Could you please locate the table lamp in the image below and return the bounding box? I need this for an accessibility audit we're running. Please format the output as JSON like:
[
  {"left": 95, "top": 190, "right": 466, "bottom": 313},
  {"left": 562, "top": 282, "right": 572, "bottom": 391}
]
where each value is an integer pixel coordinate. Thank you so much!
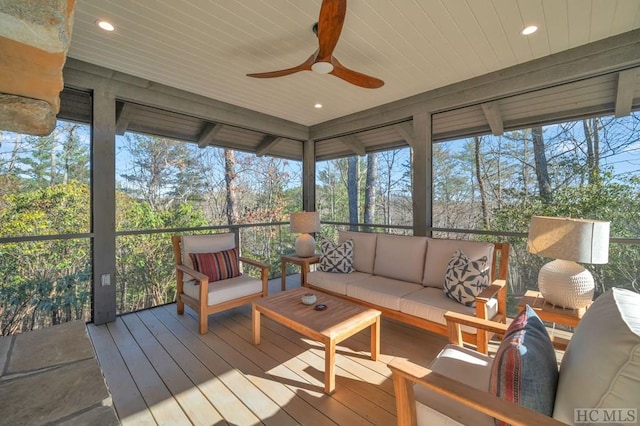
[
  {"left": 526, "top": 216, "right": 610, "bottom": 309},
  {"left": 290, "top": 211, "right": 321, "bottom": 257}
]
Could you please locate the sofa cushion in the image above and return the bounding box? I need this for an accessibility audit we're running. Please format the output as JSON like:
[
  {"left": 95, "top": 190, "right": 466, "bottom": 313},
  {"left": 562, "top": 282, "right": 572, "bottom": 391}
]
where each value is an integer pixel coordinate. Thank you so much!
[
  {"left": 424, "top": 239, "right": 495, "bottom": 288},
  {"left": 183, "top": 274, "right": 262, "bottom": 306},
  {"left": 346, "top": 276, "right": 423, "bottom": 311},
  {"left": 189, "top": 247, "right": 241, "bottom": 283},
  {"left": 490, "top": 306, "right": 558, "bottom": 424},
  {"left": 318, "top": 237, "right": 355, "bottom": 273},
  {"left": 399, "top": 287, "right": 498, "bottom": 334},
  {"left": 442, "top": 249, "right": 490, "bottom": 307},
  {"left": 415, "top": 344, "right": 494, "bottom": 426},
  {"left": 338, "top": 231, "right": 377, "bottom": 274},
  {"left": 306, "top": 271, "right": 371, "bottom": 295},
  {"left": 553, "top": 287, "right": 640, "bottom": 424},
  {"left": 373, "top": 234, "right": 428, "bottom": 284}
]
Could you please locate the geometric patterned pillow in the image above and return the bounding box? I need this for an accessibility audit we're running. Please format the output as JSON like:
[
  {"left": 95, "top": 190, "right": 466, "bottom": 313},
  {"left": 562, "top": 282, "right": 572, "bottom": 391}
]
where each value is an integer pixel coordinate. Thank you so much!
[
  {"left": 490, "top": 305, "right": 559, "bottom": 425},
  {"left": 189, "top": 247, "right": 241, "bottom": 283},
  {"left": 442, "top": 249, "right": 489, "bottom": 307},
  {"left": 318, "top": 237, "right": 355, "bottom": 273}
]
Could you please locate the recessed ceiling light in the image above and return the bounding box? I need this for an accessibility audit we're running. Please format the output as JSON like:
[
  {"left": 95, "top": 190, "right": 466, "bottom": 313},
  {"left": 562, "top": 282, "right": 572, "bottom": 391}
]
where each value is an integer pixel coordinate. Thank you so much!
[
  {"left": 96, "top": 20, "right": 115, "bottom": 32},
  {"left": 314, "top": 103, "right": 323, "bottom": 109},
  {"left": 521, "top": 25, "right": 538, "bottom": 35}
]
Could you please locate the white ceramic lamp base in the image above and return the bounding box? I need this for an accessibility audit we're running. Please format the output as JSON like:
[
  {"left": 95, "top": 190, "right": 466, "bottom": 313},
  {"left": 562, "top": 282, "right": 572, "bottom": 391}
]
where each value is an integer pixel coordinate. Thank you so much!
[
  {"left": 295, "top": 233, "right": 316, "bottom": 257},
  {"left": 538, "top": 259, "right": 594, "bottom": 309}
]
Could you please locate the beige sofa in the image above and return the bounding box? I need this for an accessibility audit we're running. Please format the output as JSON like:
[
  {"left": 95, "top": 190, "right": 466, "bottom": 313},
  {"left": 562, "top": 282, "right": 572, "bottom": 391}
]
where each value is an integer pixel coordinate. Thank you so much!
[{"left": 304, "top": 231, "right": 510, "bottom": 352}]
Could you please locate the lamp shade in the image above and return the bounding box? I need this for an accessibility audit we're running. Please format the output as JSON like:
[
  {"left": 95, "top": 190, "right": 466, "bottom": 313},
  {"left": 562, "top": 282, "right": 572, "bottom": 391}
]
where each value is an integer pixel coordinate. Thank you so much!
[
  {"left": 290, "top": 211, "right": 321, "bottom": 234},
  {"left": 527, "top": 216, "right": 610, "bottom": 264}
]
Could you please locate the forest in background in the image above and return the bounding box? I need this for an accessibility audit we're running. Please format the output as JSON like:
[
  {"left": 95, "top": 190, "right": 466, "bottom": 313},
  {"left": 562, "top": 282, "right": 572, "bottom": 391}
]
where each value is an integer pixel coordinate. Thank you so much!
[{"left": 1, "top": 111, "right": 639, "bottom": 334}]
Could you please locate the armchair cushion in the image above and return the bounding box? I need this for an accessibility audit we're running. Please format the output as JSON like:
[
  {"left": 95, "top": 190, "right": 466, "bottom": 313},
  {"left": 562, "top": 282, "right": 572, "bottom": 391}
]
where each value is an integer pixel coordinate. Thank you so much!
[
  {"left": 181, "top": 233, "right": 237, "bottom": 281},
  {"left": 189, "top": 247, "right": 241, "bottom": 283},
  {"left": 552, "top": 287, "right": 640, "bottom": 424},
  {"left": 442, "top": 249, "right": 490, "bottom": 307},
  {"left": 318, "top": 237, "right": 355, "bottom": 273},
  {"left": 183, "top": 274, "right": 263, "bottom": 306},
  {"left": 490, "top": 305, "right": 558, "bottom": 424},
  {"left": 416, "top": 344, "right": 494, "bottom": 426}
]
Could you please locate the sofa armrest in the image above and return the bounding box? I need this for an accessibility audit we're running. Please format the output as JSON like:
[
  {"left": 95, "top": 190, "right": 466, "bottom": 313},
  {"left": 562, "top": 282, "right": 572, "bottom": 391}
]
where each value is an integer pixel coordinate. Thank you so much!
[
  {"left": 445, "top": 311, "right": 570, "bottom": 352},
  {"left": 476, "top": 279, "right": 506, "bottom": 303},
  {"left": 388, "top": 358, "right": 566, "bottom": 426},
  {"left": 445, "top": 311, "right": 508, "bottom": 347},
  {"left": 476, "top": 279, "right": 507, "bottom": 321}
]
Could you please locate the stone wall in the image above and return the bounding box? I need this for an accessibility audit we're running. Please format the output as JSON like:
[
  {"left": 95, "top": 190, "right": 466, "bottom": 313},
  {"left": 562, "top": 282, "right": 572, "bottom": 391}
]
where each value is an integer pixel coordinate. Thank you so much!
[{"left": 0, "top": 0, "right": 75, "bottom": 135}]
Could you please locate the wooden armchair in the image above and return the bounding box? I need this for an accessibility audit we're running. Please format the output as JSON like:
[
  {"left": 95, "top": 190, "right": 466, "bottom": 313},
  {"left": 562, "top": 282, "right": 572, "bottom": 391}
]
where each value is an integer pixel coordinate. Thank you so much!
[
  {"left": 390, "top": 288, "right": 640, "bottom": 426},
  {"left": 172, "top": 233, "right": 269, "bottom": 334},
  {"left": 389, "top": 312, "right": 568, "bottom": 426}
]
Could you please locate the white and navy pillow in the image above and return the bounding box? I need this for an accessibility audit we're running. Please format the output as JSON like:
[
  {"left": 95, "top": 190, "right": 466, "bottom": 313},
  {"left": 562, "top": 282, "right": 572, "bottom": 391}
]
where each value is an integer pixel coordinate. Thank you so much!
[
  {"left": 442, "top": 249, "right": 489, "bottom": 307},
  {"left": 318, "top": 237, "right": 355, "bottom": 273}
]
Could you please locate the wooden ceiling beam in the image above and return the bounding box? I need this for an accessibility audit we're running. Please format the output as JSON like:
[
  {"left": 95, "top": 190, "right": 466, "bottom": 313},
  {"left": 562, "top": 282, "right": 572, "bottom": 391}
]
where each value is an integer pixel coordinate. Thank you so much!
[
  {"left": 394, "top": 122, "right": 416, "bottom": 148},
  {"left": 481, "top": 101, "right": 504, "bottom": 136},
  {"left": 338, "top": 135, "right": 366, "bottom": 156},
  {"left": 614, "top": 68, "right": 637, "bottom": 118},
  {"left": 256, "top": 135, "right": 282, "bottom": 156},
  {"left": 197, "top": 122, "right": 222, "bottom": 148},
  {"left": 115, "top": 102, "right": 132, "bottom": 135}
]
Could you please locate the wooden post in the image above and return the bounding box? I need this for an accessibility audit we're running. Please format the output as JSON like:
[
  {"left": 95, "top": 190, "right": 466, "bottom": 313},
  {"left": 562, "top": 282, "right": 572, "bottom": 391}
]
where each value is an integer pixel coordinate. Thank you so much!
[
  {"left": 92, "top": 83, "right": 117, "bottom": 325},
  {"left": 412, "top": 111, "right": 432, "bottom": 237}
]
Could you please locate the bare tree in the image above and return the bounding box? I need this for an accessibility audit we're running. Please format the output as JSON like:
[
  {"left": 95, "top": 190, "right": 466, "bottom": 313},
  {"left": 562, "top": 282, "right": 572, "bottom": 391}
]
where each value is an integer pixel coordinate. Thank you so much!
[
  {"left": 348, "top": 156, "right": 359, "bottom": 230},
  {"left": 583, "top": 118, "right": 601, "bottom": 185},
  {"left": 364, "top": 153, "right": 377, "bottom": 227},
  {"left": 224, "top": 148, "right": 238, "bottom": 225},
  {"left": 474, "top": 136, "right": 490, "bottom": 229},
  {"left": 532, "top": 126, "right": 552, "bottom": 203}
]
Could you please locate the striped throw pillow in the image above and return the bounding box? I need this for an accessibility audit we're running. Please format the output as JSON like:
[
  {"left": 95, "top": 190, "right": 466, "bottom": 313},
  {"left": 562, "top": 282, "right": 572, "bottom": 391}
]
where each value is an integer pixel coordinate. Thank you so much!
[
  {"left": 189, "top": 247, "right": 241, "bottom": 283},
  {"left": 490, "top": 305, "right": 558, "bottom": 425}
]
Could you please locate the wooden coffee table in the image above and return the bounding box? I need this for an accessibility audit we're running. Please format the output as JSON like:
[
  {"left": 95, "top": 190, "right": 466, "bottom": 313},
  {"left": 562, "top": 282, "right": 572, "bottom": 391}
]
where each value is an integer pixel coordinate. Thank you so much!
[{"left": 252, "top": 287, "right": 381, "bottom": 394}]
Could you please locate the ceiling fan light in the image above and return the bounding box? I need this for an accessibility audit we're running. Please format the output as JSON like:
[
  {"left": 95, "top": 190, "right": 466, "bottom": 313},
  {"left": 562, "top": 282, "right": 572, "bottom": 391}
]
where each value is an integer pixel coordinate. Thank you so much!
[{"left": 311, "top": 61, "right": 334, "bottom": 74}]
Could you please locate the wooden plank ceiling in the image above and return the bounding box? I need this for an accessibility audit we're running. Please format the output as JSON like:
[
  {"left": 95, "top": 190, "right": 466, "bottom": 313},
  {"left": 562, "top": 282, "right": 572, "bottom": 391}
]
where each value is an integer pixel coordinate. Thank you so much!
[{"left": 63, "top": 1, "right": 640, "bottom": 160}]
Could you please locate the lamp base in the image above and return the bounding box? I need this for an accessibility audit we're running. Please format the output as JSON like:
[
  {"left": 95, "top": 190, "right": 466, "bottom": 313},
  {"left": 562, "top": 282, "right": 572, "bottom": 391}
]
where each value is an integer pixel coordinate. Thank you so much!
[
  {"left": 538, "top": 259, "right": 594, "bottom": 309},
  {"left": 295, "top": 233, "right": 316, "bottom": 257}
]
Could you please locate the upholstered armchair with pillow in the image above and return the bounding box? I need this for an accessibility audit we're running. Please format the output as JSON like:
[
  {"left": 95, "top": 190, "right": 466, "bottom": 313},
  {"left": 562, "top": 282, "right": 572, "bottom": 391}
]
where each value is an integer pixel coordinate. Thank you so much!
[
  {"left": 389, "top": 287, "right": 640, "bottom": 425},
  {"left": 172, "top": 233, "right": 269, "bottom": 334}
]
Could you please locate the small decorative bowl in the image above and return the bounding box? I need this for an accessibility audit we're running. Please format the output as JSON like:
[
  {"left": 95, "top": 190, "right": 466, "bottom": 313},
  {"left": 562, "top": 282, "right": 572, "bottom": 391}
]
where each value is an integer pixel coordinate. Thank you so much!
[{"left": 301, "top": 293, "right": 317, "bottom": 305}]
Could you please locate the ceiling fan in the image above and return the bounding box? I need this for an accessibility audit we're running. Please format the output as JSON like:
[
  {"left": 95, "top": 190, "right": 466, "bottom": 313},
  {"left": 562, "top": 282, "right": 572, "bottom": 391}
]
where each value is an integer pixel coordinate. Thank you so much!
[{"left": 246, "top": 0, "right": 384, "bottom": 89}]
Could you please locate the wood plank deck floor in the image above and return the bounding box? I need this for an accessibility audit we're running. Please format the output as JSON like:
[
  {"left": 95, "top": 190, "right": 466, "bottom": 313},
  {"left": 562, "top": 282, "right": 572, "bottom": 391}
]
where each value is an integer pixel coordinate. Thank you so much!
[{"left": 87, "top": 277, "right": 451, "bottom": 426}]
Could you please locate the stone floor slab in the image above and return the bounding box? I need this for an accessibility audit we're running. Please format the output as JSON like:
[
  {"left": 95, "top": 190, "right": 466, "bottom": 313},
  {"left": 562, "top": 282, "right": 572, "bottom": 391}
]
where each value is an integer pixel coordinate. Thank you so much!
[
  {"left": 0, "top": 357, "right": 112, "bottom": 424},
  {"left": 6, "top": 320, "right": 94, "bottom": 374}
]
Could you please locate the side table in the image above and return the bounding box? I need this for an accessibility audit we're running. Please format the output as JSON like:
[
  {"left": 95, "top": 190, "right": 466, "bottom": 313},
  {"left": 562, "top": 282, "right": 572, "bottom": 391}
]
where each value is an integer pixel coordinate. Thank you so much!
[
  {"left": 517, "top": 289, "right": 590, "bottom": 328},
  {"left": 280, "top": 254, "right": 320, "bottom": 291}
]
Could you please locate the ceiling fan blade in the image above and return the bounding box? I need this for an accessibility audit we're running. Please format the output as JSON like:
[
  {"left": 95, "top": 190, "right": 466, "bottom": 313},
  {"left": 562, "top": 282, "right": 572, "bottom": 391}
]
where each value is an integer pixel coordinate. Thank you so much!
[
  {"left": 247, "top": 53, "right": 315, "bottom": 79},
  {"left": 330, "top": 57, "right": 384, "bottom": 88},
  {"left": 316, "top": 0, "right": 347, "bottom": 61}
]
